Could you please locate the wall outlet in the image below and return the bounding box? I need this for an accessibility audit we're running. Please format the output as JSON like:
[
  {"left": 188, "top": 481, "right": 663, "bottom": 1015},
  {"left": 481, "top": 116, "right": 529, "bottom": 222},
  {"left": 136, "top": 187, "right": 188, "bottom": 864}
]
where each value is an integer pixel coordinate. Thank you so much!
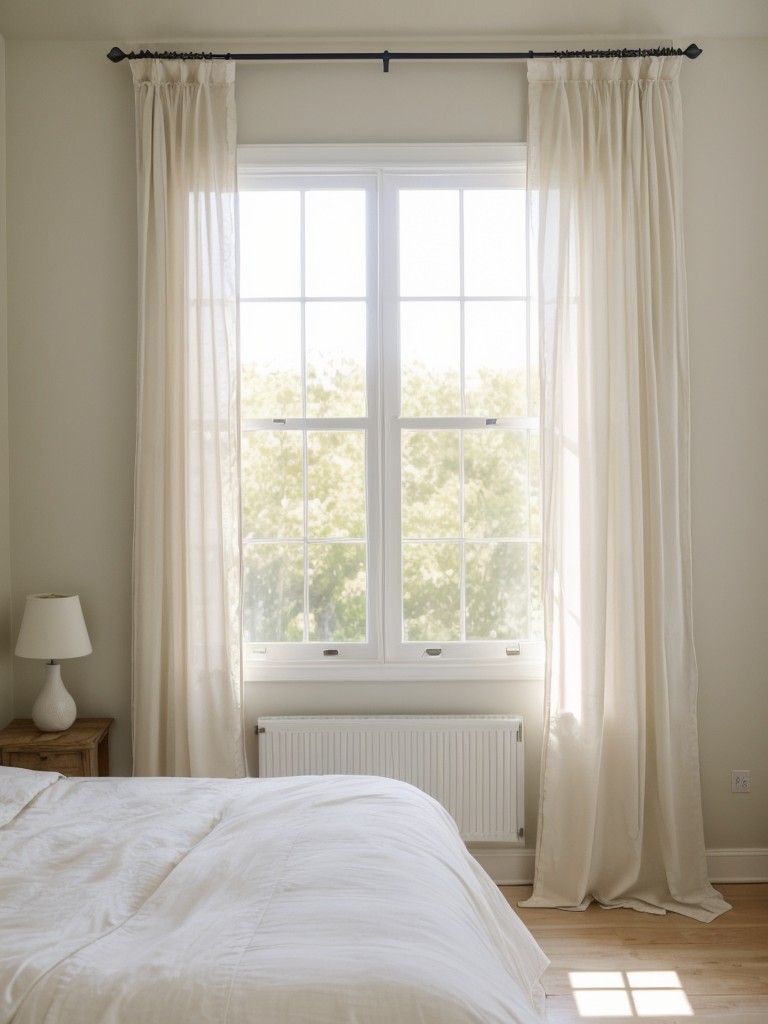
[{"left": 731, "top": 770, "right": 751, "bottom": 793}]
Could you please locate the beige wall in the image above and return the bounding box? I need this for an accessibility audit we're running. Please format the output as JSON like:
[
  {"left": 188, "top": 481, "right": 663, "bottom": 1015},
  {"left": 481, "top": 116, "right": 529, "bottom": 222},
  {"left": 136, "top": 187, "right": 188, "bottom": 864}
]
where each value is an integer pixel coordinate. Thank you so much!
[
  {"left": 4, "top": 37, "right": 767, "bottom": 853},
  {"left": 682, "top": 39, "right": 768, "bottom": 850},
  {"left": 0, "top": 34, "right": 12, "bottom": 726},
  {"left": 235, "top": 58, "right": 528, "bottom": 143},
  {"left": 6, "top": 42, "right": 137, "bottom": 764}
]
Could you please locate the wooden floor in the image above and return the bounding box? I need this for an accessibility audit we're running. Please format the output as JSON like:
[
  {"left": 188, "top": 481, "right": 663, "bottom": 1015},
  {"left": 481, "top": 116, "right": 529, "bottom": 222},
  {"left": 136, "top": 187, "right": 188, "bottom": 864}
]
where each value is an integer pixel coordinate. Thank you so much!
[{"left": 502, "top": 884, "right": 768, "bottom": 1024}]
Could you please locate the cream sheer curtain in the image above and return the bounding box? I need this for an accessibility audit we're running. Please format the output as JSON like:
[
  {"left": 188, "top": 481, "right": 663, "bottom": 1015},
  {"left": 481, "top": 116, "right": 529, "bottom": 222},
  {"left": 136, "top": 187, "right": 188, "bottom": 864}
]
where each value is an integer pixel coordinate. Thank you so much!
[
  {"left": 523, "top": 58, "right": 729, "bottom": 920},
  {"left": 131, "top": 60, "right": 245, "bottom": 778}
]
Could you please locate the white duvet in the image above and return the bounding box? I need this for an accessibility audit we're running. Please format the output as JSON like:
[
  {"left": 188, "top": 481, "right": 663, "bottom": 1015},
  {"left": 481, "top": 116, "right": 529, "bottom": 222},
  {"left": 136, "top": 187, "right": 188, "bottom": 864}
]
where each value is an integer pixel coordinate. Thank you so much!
[{"left": 0, "top": 768, "right": 547, "bottom": 1023}]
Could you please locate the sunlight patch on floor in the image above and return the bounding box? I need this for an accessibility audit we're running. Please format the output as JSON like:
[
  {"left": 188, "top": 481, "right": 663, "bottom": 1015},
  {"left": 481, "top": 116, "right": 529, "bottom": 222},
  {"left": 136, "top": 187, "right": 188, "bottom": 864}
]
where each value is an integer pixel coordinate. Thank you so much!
[{"left": 569, "top": 970, "right": 694, "bottom": 1018}]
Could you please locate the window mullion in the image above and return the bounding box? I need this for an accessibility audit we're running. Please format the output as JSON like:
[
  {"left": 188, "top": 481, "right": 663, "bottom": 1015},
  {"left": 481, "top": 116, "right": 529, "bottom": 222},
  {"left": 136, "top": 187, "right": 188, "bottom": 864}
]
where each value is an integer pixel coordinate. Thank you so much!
[
  {"left": 368, "top": 173, "right": 383, "bottom": 659},
  {"left": 300, "top": 190, "right": 310, "bottom": 643},
  {"left": 380, "top": 172, "right": 401, "bottom": 661},
  {"left": 458, "top": 188, "right": 466, "bottom": 643}
]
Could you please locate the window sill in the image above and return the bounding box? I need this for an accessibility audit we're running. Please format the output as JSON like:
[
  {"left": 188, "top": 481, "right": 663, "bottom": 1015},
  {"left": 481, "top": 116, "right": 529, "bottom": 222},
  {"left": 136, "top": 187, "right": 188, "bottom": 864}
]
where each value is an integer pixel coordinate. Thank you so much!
[{"left": 243, "top": 658, "right": 545, "bottom": 685}]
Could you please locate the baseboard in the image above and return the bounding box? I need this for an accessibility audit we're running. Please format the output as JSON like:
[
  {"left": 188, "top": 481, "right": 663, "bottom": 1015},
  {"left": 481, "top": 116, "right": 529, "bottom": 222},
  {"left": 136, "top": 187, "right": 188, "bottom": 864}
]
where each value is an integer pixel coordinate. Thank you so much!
[
  {"left": 469, "top": 845, "right": 536, "bottom": 885},
  {"left": 706, "top": 848, "right": 768, "bottom": 883},
  {"left": 470, "top": 846, "right": 768, "bottom": 886}
]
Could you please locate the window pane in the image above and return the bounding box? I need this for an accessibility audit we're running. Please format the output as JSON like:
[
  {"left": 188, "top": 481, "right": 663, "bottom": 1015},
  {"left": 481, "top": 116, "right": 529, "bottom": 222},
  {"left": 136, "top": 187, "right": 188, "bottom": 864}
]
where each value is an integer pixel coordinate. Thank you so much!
[
  {"left": 241, "top": 302, "right": 302, "bottom": 418},
  {"left": 306, "top": 301, "right": 366, "bottom": 417},
  {"left": 530, "top": 541, "right": 543, "bottom": 639},
  {"left": 400, "top": 301, "right": 461, "bottom": 416},
  {"left": 401, "top": 430, "right": 460, "bottom": 539},
  {"left": 307, "top": 431, "right": 366, "bottom": 539},
  {"left": 242, "top": 431, "right": 303, "bottom": 540},
  {"left": 239, "top": 191, "right": 300, "bottom": 298},
  {"left": 464, "top": 301, "right": 528, "bottom": 417},
  {"left": 529, "top": 433, "right": 540, "bottom": 539},
  {"left": 308, "top": 543, "right": 367, "bottom": 641},
  {"left": 403, "top": 542, "right": 461, "bottom": 641},
  {"left": 243, "top": 543, "right": 304, "bottom": 642},
  {"left": 464, "top": 430, "right": 529, "bottom": 539},
  {"left": 529, "top": 295, "right": 540, "bottom": 416},
  {"left": 465, "top": 542, "right": 528, "bottom": 640},
  {"left": 464, "top": 189, "right": 526, "bottom": 297},
  {"left": 399, "top": 190, "right": 460, "bottom": 297},
  {"left": 305, "top": 190, "right": 366, "bottom": 298}
]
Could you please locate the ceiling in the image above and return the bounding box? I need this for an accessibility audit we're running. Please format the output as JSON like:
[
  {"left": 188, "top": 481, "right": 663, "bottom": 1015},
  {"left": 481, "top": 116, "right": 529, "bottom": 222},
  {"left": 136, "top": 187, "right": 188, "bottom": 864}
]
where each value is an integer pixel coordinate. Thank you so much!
[{"left": 1, "top": 0, "right": 767, "bottom": 45}]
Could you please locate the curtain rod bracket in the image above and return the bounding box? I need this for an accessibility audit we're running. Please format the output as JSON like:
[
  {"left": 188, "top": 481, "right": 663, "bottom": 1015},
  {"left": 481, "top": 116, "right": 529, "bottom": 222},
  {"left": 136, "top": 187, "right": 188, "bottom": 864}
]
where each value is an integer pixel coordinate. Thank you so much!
[{"left": 382, "top": 50, "right": 390, "bottom": 73}]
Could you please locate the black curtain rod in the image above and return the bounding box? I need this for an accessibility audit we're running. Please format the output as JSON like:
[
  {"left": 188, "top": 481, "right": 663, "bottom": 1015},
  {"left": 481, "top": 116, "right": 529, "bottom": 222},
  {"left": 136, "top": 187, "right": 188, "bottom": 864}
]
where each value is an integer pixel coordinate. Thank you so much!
[{"left": 107, "top": 43, "right": 702, "bottom": 73}]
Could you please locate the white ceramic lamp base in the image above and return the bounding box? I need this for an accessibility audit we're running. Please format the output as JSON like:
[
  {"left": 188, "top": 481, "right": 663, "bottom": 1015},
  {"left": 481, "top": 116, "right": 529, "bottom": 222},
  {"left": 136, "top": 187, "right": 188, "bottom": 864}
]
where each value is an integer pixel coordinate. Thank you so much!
[{"left": 32, "top": 662, "right": 77, "bottom": 732}]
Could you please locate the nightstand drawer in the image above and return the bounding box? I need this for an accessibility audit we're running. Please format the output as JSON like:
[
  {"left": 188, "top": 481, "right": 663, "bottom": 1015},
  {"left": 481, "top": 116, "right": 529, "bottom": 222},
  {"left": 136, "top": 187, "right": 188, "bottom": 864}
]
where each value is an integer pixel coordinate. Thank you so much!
[{"left": 6, "top": 750, "right": 87, "bottom": 775}]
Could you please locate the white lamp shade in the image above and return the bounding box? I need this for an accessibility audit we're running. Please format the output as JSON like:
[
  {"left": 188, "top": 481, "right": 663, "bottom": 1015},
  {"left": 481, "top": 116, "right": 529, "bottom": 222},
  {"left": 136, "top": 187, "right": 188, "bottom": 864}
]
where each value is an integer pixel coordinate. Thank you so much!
[{"left": 15, "top": 594, "right": 93, "bottom": 660}]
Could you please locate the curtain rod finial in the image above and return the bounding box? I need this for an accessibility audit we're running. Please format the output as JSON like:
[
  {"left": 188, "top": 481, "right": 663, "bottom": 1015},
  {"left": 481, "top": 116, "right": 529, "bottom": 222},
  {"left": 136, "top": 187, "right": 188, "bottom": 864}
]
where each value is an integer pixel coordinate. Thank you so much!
[
  {"left": 107, "top": 46, "right": 128, "bottom": 63},
  {"left": 683, "top": 43, "right": 702, "bottom": 59}
]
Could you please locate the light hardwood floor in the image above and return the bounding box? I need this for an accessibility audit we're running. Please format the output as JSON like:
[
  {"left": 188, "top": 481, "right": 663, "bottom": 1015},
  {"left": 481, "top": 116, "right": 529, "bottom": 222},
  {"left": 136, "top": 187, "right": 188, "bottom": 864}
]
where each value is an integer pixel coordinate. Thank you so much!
[{"left": 502, "top": 884, "right": 768, "bottom": 1023}]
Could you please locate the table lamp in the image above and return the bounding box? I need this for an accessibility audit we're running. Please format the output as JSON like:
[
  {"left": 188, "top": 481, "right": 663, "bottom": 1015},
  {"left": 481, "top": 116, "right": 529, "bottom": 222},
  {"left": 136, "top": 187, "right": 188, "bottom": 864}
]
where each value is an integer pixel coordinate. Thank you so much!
[{"left": 15, "top": 594, "right": 93, "bottom": 732}]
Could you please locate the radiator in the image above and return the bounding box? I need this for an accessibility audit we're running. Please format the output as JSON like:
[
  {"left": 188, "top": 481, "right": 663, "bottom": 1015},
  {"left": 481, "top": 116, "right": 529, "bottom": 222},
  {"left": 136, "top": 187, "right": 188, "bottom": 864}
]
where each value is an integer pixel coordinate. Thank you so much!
[{"left": 257, "top": 714, "right": 524, "bottom": 843}]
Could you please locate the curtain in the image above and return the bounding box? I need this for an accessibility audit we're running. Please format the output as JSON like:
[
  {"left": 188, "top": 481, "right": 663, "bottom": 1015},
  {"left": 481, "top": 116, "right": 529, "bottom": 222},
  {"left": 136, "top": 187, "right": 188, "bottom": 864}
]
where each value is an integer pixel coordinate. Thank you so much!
[
  {"left": 131, "top": 59, "right": 245, "bottom": 778},
  {"left": 523, "top": 57, "right": 729, "bottom": 920}
]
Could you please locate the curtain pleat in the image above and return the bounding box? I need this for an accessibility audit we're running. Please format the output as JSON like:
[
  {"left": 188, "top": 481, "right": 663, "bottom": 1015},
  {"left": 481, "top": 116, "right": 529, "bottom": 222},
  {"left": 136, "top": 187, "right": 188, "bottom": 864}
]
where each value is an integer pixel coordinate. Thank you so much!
[
  {"left": 131, "top": 59, "right": 245, "bottom": 778},
  {"left": 523, "top": 57, "right": 729, "bottom": 920}
]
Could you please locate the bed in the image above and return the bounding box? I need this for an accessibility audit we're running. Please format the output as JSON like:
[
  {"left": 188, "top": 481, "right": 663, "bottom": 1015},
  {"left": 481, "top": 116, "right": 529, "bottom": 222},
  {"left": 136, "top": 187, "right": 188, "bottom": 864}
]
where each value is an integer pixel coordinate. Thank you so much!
[{"left": 0, "top": 767, "right": 548, "bottom": 1023}]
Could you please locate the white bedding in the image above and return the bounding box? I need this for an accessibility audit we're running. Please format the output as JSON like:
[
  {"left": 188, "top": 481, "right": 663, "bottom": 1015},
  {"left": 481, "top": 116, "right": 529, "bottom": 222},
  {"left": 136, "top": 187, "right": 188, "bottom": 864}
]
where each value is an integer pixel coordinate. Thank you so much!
[{"left": 0, "top": 768, "right": 547, "bottom": 1023}]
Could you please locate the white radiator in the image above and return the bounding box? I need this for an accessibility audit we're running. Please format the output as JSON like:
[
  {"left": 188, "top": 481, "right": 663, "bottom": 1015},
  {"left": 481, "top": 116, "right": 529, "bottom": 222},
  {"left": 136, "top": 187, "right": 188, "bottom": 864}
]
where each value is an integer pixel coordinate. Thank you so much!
[{"left": 257, "top": 715, "right": 524, "bottom": 843}]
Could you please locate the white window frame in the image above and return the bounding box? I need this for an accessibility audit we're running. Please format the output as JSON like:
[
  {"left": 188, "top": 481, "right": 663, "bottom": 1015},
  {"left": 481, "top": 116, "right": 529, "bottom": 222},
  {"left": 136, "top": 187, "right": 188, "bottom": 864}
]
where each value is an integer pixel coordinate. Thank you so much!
[{"left": 238, "top": 143, "right": 544, "bottom": 683}]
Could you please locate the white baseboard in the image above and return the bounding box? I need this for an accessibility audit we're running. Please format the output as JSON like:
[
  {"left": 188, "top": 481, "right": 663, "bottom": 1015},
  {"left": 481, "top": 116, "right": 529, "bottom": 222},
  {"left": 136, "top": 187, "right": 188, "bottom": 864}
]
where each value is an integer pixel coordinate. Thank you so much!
[
  {"left": 469, "top": 846, "right": 536, "bottom": 885},
  {"left": 470, "top": 846, "right": 768, "bottom": 886},
  {"left": 706, "top": 848, "right": 768, "bottom": 883}
]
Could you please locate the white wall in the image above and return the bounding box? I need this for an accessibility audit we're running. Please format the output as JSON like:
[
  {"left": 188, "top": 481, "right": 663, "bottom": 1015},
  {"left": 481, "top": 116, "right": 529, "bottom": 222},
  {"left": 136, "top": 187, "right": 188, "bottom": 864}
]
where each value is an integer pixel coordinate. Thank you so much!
[{"left": 4, "top": 37, "right": 767, "bottom": 855}]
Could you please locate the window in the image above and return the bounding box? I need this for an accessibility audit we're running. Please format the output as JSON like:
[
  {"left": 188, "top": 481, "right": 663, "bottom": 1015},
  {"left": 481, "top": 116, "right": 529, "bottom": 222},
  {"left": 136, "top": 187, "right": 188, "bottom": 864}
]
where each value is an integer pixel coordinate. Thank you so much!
[{"left": 239, "top": 145, "right": 542, "bottom": 680}]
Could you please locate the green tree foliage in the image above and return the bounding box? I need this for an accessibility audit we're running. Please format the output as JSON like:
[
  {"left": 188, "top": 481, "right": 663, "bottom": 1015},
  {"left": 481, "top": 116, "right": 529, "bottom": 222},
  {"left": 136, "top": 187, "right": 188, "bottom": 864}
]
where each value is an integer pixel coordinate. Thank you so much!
[{"left": 241, "top": 354, "right": 542, "bottom": 646}]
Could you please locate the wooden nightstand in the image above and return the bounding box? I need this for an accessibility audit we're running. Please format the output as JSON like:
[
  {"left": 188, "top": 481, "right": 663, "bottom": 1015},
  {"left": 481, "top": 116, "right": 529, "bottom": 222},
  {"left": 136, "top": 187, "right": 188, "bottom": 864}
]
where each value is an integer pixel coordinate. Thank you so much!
[{"left": 0, "top": 718, "right": 113, "bottom": 777}]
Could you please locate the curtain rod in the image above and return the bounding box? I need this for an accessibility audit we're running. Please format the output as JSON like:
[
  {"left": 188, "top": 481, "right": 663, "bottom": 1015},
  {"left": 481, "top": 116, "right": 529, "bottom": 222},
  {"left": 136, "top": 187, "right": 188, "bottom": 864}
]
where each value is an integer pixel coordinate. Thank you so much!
[{"left": 107, "top": 43, "right": 702, "bottom": 73}]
